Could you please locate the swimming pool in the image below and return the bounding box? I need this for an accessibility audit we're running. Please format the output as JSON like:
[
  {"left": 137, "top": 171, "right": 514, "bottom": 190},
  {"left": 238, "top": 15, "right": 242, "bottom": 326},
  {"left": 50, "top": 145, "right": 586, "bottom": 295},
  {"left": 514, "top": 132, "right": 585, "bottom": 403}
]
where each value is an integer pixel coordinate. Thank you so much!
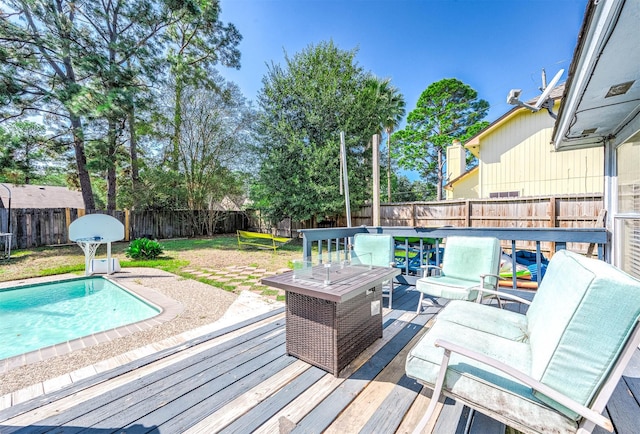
[{"left": 0, "top": 277, "right": 160, "bottom": 361}]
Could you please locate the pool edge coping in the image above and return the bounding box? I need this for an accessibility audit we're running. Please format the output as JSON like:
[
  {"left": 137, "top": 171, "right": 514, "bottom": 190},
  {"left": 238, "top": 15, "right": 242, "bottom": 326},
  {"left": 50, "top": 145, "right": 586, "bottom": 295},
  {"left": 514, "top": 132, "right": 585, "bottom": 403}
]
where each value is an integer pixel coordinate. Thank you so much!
[{"left": 0, "top": 272, "right": 184, "bottom": 375}]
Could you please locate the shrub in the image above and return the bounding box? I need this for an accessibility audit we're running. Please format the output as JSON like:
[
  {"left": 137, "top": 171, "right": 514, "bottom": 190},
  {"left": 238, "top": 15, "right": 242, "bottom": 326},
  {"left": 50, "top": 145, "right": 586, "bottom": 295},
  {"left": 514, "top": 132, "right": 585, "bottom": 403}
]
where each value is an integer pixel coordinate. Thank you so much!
[{"left": 125, "top": 237, "right": 164, "bottom": 260}]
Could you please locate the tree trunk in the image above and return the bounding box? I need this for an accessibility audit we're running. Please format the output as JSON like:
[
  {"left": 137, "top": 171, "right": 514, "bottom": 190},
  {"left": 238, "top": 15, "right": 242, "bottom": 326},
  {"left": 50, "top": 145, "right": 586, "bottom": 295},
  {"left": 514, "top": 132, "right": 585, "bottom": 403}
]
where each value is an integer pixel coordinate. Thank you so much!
[
  {"left": 70, "top": 115, "right": 96, "bottom": 210},
  {"left": 128, "top": 107, "right": 140, "bottom": 209},
  {"left": 386, "top": 128, "right": 392, "bottom": 202},
  {"left": 437, "top": 146, "right": 443, "bottom": 201},
  {"left": 107, "top": 118, "right": 117, "bottom": 211},
  {"left": 172, "top": 80, "right": 184, "bottom": 172}
]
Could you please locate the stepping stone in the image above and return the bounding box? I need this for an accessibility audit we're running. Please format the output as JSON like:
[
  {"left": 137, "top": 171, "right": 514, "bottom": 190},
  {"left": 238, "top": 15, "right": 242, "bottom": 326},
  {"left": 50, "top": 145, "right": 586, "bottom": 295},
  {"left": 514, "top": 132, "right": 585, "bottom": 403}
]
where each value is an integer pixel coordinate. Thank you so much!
[{"left": 226, "top": 274, "right": 243, "bottom": 280}]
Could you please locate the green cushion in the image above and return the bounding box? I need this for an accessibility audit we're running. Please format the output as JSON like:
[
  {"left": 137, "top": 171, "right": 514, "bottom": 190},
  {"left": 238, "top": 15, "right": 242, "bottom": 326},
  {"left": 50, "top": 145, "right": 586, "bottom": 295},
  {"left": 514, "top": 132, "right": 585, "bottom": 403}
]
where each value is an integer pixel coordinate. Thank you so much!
[
  {"left": 416, "top": 275, "right": 482, "bottom": 300},
  {"left": 441, "top": 236, "right": 501, "bottom": 285},
  {"left": 526, "top": 250, "right": 640, "bottom": 418},
  {"left": 437, "top": 300, "right": 529, "bottom": 342},
  {"left": 353, "top": 234, "right": 394, "bottom": 267}
]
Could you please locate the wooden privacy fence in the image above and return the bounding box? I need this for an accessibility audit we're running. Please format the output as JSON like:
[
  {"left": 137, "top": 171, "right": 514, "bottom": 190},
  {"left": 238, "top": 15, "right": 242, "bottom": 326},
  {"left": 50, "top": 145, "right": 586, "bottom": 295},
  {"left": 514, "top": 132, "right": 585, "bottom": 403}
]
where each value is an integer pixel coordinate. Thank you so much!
[
  {"left": 351, "top": 194, "right": 604, "bottom": 230},
  {"left": 0, "top": 208, "right": 247, "bottom": 250},
  {"left": 253, "top": 194, "right": 604, "bottom": 254},
  {"left": 0, "top": 194, "right": 604, "bottom": 250}
]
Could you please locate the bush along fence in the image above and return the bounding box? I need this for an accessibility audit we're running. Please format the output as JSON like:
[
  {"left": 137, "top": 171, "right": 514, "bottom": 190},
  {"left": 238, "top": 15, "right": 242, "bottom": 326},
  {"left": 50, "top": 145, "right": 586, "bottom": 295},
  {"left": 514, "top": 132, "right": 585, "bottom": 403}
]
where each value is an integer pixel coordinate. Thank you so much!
[{"left": 0, "top": 208, "right": 248, "bottom": 250}]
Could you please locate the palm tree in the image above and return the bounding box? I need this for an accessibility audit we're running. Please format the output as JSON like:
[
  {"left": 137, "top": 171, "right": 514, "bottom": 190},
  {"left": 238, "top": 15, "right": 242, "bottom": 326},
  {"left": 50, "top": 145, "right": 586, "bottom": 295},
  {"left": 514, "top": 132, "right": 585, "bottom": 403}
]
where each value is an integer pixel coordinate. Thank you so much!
[
  {"left": 362, "top": 78, "right": 406, "bottom": 202},
  {"left": 378, "top": 81, "right": 406, "bottom": 201}
]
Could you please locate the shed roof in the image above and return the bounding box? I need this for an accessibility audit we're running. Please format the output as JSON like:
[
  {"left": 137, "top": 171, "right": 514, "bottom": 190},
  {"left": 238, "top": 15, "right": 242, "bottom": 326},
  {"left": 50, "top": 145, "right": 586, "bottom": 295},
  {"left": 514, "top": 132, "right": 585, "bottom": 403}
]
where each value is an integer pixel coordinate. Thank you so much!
[{"left": 0, "top": 184, "right": 84, "bottom": 209}]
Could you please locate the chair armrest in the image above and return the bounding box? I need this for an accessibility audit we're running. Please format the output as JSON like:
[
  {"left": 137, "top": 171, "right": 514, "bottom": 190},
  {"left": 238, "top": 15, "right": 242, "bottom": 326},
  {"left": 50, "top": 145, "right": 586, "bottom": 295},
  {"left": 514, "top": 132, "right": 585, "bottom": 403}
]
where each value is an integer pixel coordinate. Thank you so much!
[
  {"left": 475, "top": 287, "right": 533, "bottom": 306},
  {"left": 420, "top": 264, "right": 442, "bottom": 278},
  {"left": 433, "top": 339, "right": 613, "bottom": 432},
  {"left": 476, "top": 274, "right": 533, "bottom": 306}
]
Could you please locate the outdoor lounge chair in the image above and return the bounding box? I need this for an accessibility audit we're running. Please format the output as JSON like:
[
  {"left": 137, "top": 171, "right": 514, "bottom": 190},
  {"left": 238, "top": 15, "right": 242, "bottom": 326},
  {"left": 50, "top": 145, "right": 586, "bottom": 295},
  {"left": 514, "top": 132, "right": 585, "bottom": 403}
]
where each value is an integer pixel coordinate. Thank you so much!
[
  {"left": 353, "top": 233, "right": 395, "bottom": 308},
  {"left": 406, "top": 249, "right": 640, "bottom": 434},
  {"left": 415, "top": 236, "right": 501, "bottom": 313}
]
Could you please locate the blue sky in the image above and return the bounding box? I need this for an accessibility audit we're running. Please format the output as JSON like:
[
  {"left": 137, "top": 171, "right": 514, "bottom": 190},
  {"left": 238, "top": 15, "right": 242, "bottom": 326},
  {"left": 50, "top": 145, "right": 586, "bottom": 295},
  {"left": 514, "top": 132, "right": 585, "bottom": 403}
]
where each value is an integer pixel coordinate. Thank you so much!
[{"left": 218, "top": 0, "right": 588, "bottom": 124}]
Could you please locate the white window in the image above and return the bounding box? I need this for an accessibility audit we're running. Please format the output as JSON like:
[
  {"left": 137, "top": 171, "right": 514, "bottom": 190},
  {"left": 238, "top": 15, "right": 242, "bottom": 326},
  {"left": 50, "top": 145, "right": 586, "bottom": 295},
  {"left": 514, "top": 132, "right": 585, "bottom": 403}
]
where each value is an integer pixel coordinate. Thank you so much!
[{"left": 617, "top": 134, "right": 640, "bottom": 279}]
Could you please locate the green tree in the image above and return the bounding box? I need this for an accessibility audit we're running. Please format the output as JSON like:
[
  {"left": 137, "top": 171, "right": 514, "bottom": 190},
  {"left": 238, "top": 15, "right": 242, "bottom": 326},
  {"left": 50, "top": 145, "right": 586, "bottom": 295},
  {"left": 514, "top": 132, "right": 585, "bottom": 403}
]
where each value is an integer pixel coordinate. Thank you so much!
[
  {"left": 0, "top": 121, "right": 61, "bottom": 184},
  {"left": 252, "top": 41, "right": 380, "bottom": 224},
  {"left": 174, "top": 82, "right": 252, "bottom": 210},
  {"left": 0, "top": 0, "right": 98, "bottom": 208},
  {"left": 143, "top": 73, "right": 253, "bottom": 212},
  {"left": 165, "top": 0, "right": 242, "bottom": 172},
  {"left": 392, "top": 78, "right": 489, "bottom": 200}
]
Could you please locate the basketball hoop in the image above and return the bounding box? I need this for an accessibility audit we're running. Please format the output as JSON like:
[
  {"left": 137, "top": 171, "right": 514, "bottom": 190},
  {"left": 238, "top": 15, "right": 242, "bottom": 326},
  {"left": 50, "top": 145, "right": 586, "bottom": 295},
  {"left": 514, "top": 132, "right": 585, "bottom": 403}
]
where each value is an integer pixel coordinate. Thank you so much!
[
  {"left": 69, "top": 214, "right": 124, "bottom": 276},
  {"left": 75, "top": 236, "right": 104, "bottom": 276}
]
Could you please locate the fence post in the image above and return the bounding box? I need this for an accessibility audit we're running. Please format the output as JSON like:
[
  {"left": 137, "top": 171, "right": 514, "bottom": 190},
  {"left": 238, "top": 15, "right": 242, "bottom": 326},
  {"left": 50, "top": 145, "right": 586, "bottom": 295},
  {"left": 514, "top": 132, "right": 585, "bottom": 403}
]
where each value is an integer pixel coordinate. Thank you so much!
[
  {"left": 465, "top": 200, "right": 471, "bottom": 227},
  {"left": 549, "top": 197, "right": 557, "bottom": 254},
  {"left": 65, "top": 208, "right": 72, "bottom": 242},
  {"left": 125, "top": 209, "right": 130, "bottom": 241},
  {"left": 411, "top": 203, "right": 416, "bottom": 227}
]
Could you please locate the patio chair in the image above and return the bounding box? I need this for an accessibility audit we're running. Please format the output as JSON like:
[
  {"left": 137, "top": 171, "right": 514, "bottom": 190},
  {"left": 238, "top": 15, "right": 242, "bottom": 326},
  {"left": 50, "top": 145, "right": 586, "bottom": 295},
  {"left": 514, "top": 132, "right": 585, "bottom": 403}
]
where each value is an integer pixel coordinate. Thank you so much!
[
  {"left": 415, "top": 236, "right": 501, "bottom": 313},
  {"left": 406, "top": 249, "right": 640, "bottom": 434},
  {"left": 353, "top": 233, "right": 395, "bottom": 308}
]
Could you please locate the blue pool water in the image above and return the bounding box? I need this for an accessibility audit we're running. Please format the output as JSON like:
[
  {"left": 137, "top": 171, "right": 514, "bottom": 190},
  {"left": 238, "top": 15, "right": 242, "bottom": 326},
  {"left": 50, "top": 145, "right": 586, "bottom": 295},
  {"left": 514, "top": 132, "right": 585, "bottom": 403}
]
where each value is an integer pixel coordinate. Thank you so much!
[{"left": 0, "top": 277, "right": 160, "bottom": 360}]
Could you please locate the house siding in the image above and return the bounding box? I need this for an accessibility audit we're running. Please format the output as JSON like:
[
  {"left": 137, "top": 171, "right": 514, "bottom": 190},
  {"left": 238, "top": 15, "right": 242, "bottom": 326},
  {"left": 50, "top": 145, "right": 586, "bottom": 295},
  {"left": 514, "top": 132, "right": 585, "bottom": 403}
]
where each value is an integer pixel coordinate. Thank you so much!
[
  {"left": 446, "top": 173, "right": 478, "bottom": 199},
  {"left": 478, "top": 107, "right": 603, "bottom": 198}
]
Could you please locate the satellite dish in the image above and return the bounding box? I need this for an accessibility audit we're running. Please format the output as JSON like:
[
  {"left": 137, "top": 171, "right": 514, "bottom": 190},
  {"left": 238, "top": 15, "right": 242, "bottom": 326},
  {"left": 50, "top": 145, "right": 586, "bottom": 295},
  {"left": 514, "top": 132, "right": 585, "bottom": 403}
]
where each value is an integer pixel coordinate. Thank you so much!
[
  {"left": 506, "top": 68, "right": 564, "bottom": 119},
  {"left": 534, "top": 69, "right": 563, "bottom": 110}
]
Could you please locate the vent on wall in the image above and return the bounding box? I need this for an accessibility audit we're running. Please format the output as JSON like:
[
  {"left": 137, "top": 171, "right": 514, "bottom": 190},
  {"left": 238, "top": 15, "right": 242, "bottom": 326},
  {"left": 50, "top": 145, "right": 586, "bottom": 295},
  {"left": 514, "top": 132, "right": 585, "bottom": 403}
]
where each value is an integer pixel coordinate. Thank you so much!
[{"left": 605, "top": 81, "right": 634, "bottom": 98}]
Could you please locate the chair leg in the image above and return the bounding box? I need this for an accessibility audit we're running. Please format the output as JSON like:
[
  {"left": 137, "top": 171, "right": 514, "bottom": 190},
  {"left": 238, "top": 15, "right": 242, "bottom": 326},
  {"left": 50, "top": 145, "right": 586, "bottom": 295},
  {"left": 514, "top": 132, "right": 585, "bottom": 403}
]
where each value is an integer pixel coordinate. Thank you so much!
[
  {"left": 412, "top": 349, "right": 452, "bottom": 434},
  {"left": 417, "top": 292, "right": 424, "bottom": 314},
  {"left": 389, "top": 281, "right": 393, "bottom": 308}
]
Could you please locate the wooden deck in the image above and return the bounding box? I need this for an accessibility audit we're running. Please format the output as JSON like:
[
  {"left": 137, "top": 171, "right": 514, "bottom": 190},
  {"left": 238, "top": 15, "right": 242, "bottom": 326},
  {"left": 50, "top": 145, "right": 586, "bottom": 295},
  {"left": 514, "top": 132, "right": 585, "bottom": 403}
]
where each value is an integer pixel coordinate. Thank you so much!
[{"left": 0, "top": 286, "right": 639, "bottom": 433}]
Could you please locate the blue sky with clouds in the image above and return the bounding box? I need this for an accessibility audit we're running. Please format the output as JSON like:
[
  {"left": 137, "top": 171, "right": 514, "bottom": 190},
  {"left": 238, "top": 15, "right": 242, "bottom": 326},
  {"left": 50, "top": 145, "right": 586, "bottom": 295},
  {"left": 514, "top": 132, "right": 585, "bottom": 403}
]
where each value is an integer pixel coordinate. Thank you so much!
[{"left": 218, "top": 0, "right": 588, "bottom": 124}]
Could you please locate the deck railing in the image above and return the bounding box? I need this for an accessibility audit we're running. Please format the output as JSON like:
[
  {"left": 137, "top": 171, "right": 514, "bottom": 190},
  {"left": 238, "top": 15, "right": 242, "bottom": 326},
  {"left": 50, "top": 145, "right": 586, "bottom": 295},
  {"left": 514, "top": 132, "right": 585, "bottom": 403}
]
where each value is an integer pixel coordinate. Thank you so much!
[{"left": 299, "top": 226, "right": 609, "bottom": 287}]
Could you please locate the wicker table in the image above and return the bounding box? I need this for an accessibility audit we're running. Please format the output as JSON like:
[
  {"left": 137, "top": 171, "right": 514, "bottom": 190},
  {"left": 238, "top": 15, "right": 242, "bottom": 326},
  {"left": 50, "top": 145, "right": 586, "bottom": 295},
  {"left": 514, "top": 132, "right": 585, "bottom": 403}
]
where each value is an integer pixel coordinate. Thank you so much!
[{"left": 261, "top": 264, "right": 400, "bottom": 376}]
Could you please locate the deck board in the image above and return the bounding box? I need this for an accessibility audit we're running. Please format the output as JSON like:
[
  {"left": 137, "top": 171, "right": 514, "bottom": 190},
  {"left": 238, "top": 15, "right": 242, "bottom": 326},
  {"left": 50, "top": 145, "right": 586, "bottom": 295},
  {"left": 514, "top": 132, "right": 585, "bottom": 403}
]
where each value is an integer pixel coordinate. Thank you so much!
[
  {"left": 210, "top": 364, "right": 324, "bottom": 434},
  {"left": 19, "top": 320, "right": 287, "bottom": 431},
  {"left": 0, "top": 287, "right": 639, "bottom": 433},
  {"left": 604, "top": 378, "right": 640, "bottom": 434}
]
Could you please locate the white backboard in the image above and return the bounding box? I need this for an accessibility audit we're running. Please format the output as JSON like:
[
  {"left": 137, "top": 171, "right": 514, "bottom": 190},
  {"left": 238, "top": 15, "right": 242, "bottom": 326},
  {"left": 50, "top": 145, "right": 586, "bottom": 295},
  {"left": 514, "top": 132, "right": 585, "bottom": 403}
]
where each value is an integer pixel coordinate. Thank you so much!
[{"left": 69, "top": 214, "right": 125, "bottom": 243}]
